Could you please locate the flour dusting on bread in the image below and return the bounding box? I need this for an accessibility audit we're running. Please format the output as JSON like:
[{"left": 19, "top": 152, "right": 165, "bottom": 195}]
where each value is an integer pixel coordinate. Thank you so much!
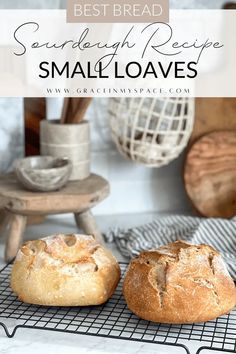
[
  {"left": 123, "top": 240, "right": 236, "bottom": 324},
  {"left": 11, "top": 234, "right": 120, "bottom": 307}
]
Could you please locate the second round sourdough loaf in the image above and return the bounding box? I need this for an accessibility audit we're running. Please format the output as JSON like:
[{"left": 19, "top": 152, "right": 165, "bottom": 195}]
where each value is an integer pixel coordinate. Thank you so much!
[{"left": 123, "top": 241, "right": 236, "bottom": 323}]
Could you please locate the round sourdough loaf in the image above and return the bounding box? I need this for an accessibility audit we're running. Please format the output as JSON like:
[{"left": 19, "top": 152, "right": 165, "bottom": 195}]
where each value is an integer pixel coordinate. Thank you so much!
[
  {"left": 123, "top": 241, "right": 236, "bottom": 323},
  {"left": 11, "top": 234, "right": 120, "bottom": 306}
]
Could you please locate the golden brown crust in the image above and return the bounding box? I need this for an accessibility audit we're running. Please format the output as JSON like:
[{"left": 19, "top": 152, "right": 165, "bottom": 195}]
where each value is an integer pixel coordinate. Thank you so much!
[
  {"left": 123, "top": 241, "right": 236, "bottom": 323},
  {"left": 11, "top": 234, "right": 120, "bottom": 306}
]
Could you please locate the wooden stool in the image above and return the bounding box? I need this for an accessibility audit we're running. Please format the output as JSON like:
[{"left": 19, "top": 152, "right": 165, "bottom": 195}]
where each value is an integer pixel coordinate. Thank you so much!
[{"left": 0, "top": 173, "right": 110, "bottom": 262}]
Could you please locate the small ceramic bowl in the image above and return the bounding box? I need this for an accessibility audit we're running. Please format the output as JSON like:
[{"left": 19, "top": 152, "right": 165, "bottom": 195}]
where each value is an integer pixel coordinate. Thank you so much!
[{"left": 14, "top": 156, "right": 72, "bottom": 192}]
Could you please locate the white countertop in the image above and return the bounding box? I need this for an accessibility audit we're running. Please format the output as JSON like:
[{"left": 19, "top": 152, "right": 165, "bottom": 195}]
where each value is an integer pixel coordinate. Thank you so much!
[{"left": 0, "top": 214, "right": 232, "bottom": 354}]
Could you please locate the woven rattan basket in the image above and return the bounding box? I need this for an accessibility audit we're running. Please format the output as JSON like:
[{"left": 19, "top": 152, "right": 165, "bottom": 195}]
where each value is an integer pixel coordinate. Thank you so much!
[{"left": 108, "top": 97, "right": 195, "bottom": 167}]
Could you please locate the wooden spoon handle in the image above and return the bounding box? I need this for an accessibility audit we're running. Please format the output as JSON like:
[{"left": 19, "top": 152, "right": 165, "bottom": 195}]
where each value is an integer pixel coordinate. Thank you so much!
[
  {"left": 66, "top": 98, "right": 93, "bottom": 124},
  {"left": 60, "top": 98, "right": 70, "bottom": 124}
]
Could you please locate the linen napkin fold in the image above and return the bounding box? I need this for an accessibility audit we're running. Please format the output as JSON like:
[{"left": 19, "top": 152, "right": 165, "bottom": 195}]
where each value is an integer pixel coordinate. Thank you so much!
[{"left": 105, "top": 215, "right": 236, "bottom": 279}]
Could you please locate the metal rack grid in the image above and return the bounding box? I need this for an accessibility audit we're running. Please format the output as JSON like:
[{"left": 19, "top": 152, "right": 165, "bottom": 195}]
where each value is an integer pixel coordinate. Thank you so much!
[{"left": 0, "top": 263, "right": 235, "bottom": 354}]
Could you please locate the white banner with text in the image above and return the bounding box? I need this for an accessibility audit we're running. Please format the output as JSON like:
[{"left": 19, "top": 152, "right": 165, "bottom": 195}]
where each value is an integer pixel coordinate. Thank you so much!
[{"left": 0, "top": 9, "right": 235, "bottom": 97}]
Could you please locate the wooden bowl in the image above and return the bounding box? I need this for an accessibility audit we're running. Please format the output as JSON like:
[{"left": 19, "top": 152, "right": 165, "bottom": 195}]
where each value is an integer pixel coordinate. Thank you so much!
[{"left": 14, "top": 156, "right": 72, "bottom": 192}]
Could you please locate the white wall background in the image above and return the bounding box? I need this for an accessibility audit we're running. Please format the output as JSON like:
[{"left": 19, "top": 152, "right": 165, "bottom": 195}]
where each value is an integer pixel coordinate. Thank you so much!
[
  {"left": 0, "top": 96, "right": 192, "bottom": 216},
  {"left": 0, "top": 98, "right": 23, "bottom": 172},
  {"left": 47, "top": 98, "right": 193, "bottom": 215}
]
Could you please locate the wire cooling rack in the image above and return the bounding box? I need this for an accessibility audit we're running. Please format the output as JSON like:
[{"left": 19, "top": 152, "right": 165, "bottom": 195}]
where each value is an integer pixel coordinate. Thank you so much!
[{"left": 0, "top": 263, "right": 235, "bottom": 354}]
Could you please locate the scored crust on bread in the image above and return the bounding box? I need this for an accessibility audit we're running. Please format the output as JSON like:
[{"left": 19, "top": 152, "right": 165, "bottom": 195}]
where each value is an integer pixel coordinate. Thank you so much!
[
  {"left": 123, "top": 241, "right": 236, "bottom": 324},
  {"left": 11, "top": 234, "right": 121, "bottom": 306}
]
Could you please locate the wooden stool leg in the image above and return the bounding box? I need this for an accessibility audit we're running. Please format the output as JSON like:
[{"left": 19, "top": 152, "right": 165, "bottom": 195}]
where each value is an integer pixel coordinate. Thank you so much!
[
  {"left": 0, "top": 210, "right": 10, "bottom": 236},
  {"left": 4, "top": 214, "right": 27, "bottom": 263},
  {"left": 74, "top": 210, "right": 104, "bottom": 245}
]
